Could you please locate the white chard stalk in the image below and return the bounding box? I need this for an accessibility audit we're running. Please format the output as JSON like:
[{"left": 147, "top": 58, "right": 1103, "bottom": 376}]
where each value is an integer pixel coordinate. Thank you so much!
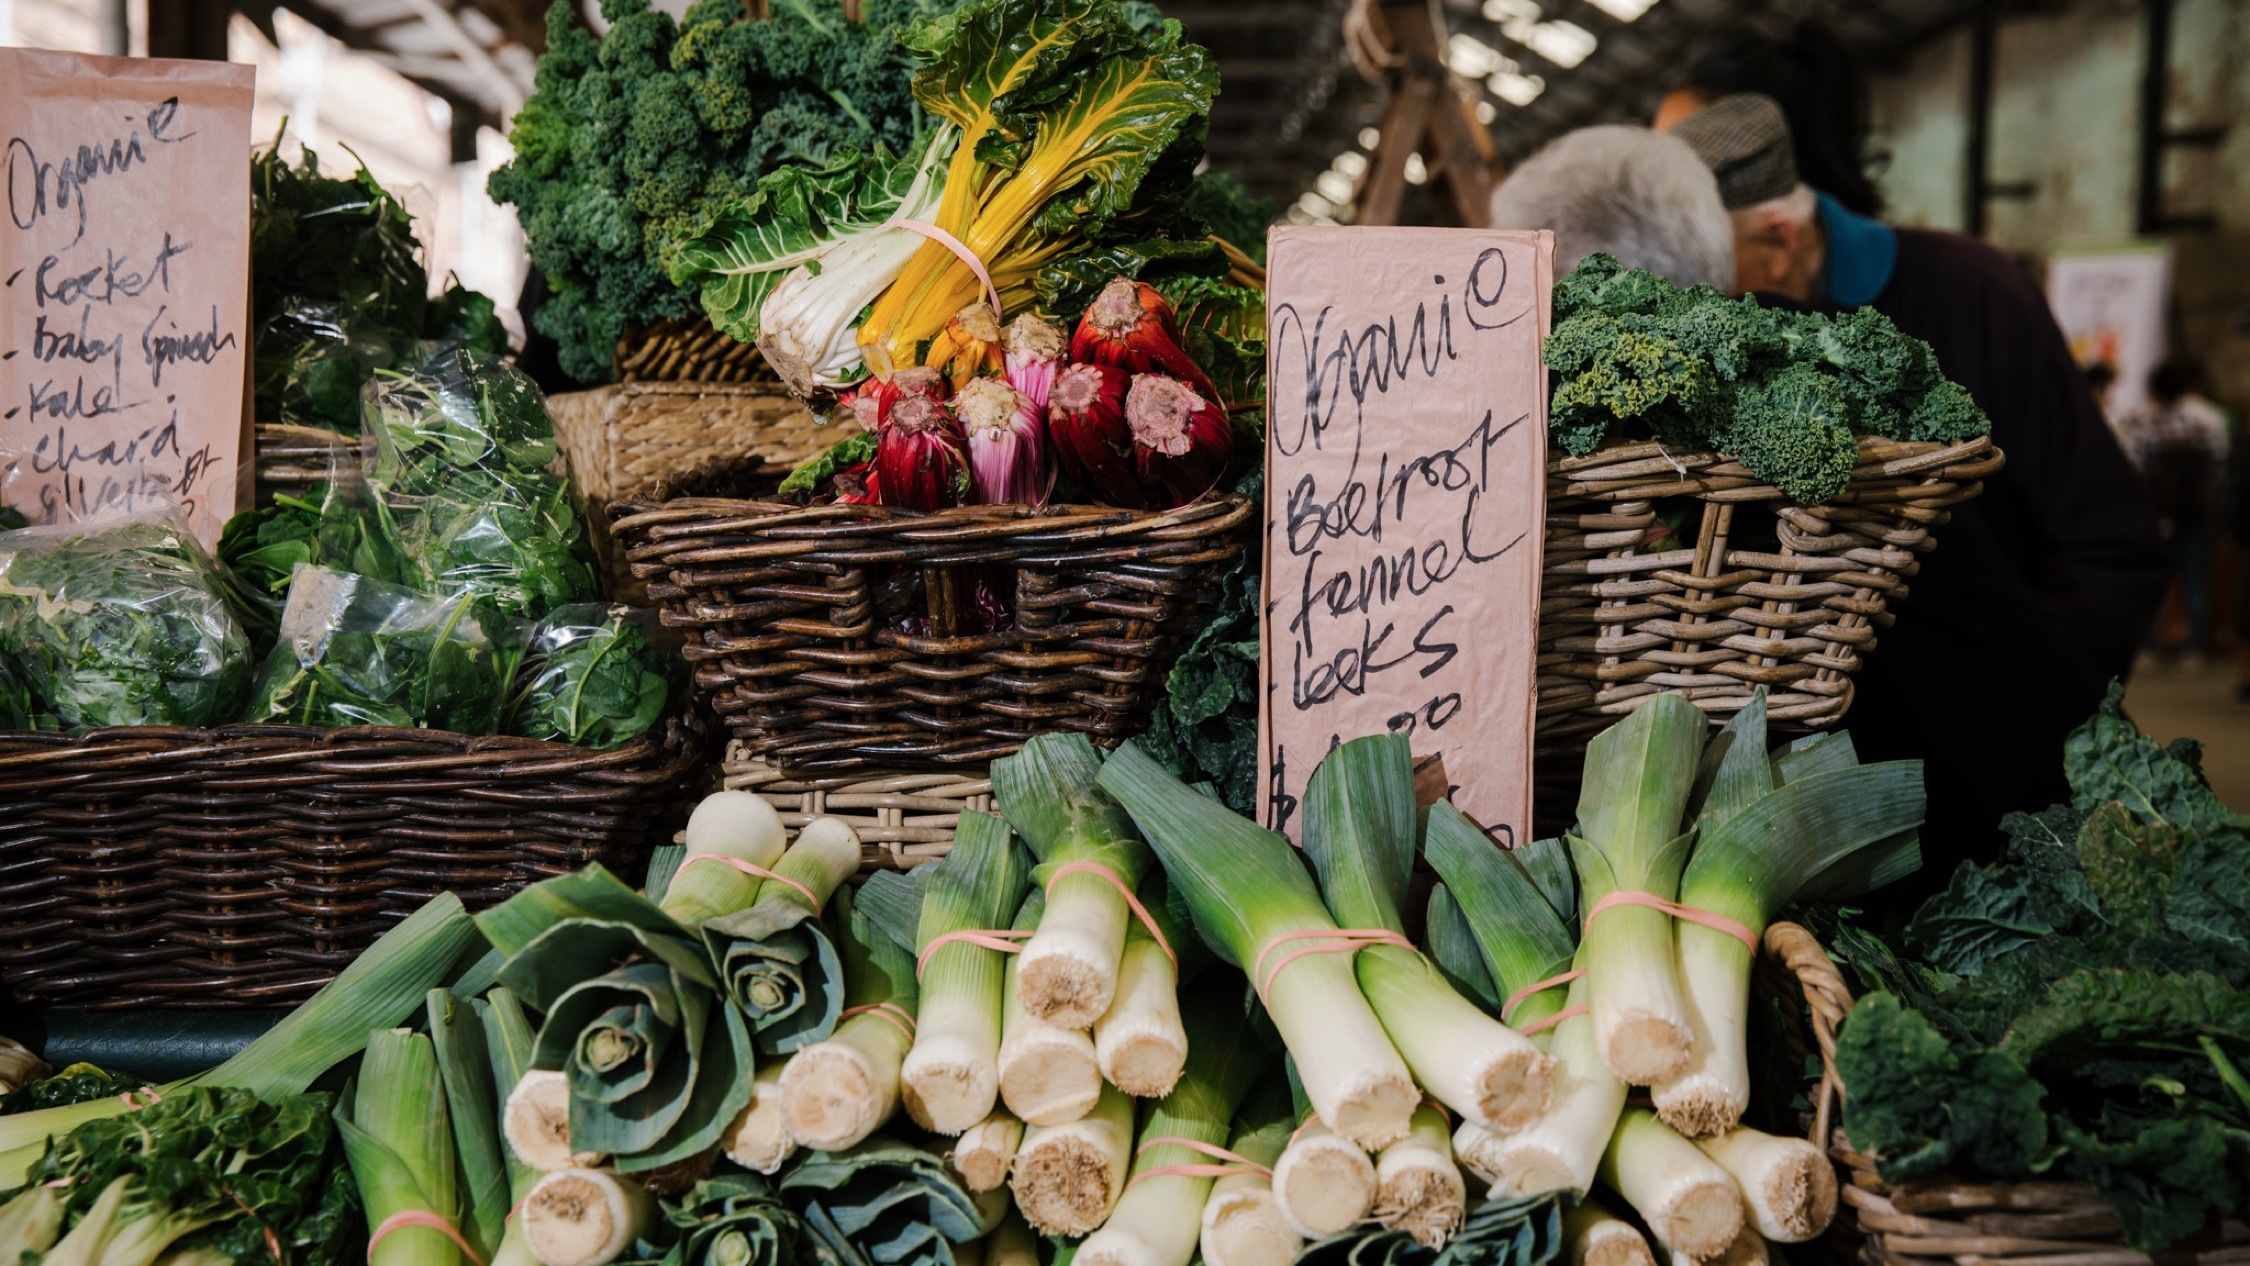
[
  {"left": 1094, "top": 922, "right": 1187, "bottom": 1098},
  {"left": 1693, "top": 1127, "right": 1836, "bottom": 1242},
  {"left": 521, "top": 1168, "right": 653, "bottom": 1266},
  {"left": 1489, "top": 975, "right": 1623, "bottom": 1198},
  {"left": 1371, "top": 1103, "right": 1466, "bottom": 1249},
  {"left": 720, "top": 1061, "right": 796, "bottom": 1175},
  {"left": 1271, "top": 1118, "right": 1377, "bottom": 1239},
  {"left": 1565, "top": 1202, "right": 1658, "bottom": 1266},
  {"left": 504, "top": 1069, "right": 602, "bottom": 1172},
  {"left": 1009, "top": 1084, "right": 1135, "bottom": 1236},
  {"left": 952, "top": 1110, "right": 1025, "bottom": 1193},
  {"left": 1599, "top": 1109, "right": 1744, "bottom": 1259}
]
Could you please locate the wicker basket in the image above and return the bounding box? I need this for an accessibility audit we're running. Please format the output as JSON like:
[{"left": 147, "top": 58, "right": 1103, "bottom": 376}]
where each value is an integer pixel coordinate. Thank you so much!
[
  {"left": 694, "top": 741, "right": 991, "bottom": 876},
  {"left": 0, "top": 710, "right": 708, "bottom": 1010},
  {"left": 547, "top": 381, "right": 836, "bottom": 602},
  {"left": 614, "top": 315, "right": 769, "bottom": 384},
  {"left": 610, "top": 494, "right": 1257, "bottom": 771}
]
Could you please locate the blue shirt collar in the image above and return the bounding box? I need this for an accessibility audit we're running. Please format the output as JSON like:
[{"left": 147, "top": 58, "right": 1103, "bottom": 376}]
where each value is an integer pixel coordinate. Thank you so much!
[{"left": 1816, "top": 190, "right": 1897, "bottom": 308}]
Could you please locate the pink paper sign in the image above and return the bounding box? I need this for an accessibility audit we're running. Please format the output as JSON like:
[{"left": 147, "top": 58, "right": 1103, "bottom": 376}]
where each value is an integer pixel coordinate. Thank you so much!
[
  {"left": 1, "top": 49, "right": 255, "bottom": 547},
  {"left": 1259, "top": 226, "right": 1553, "bottom": 844}
]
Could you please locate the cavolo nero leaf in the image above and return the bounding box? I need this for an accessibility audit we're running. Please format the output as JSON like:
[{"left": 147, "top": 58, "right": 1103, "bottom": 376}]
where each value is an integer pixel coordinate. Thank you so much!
[
  {"left": 2065, "top": 682, "right": 2246, "bottom": 839},
  {"left": 1835, "top": 992, "right": 2051, "bottom": 1182}
]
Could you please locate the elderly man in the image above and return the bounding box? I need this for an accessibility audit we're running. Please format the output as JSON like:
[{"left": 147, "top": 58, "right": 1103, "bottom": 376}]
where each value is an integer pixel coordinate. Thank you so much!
[
  {"left": 1667, "top": 93, "right": 2168, "bottom": 895},
  {"left": 1487, "top": 124, "right": 1734, "bottom": 290}
]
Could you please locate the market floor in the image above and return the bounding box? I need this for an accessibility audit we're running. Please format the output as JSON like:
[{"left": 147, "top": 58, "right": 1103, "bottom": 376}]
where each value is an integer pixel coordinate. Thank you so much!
[{"left": 2124, "top": 657, "right": 2250, "bottom": 808}]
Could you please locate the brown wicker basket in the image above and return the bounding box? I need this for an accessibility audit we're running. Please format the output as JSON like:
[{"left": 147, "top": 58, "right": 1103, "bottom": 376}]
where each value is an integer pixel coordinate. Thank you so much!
[
  {"left": 688, "top": 741, "right": 991, "bottom": 876},
  {"left": 614, "top": 315, "right": 768, "bottom": 384},
  {"left": 0, "top": 710, "right": 708, "bottom": 1010},
  {"left": 547, "top": 381, "right": 836, "bottom": 601},
  {"left": 610, "top": 494, "right": 1258, "bottom": 771}
]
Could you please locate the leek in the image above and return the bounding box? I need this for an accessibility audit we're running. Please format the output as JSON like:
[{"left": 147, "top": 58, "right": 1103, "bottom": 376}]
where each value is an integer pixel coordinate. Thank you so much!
[
  {"left": 521, "top": 1168, "right": 651, "bottom": 1266},
  {"left": 999, "top": 888, "right": 1104, "bottom": 1125},
  {"left": 642, "top": 1172, "right": 811, "bottom": 1266},
  {"left": 780, "top": 1136, "right": 992, "bottom": 1266},
  {"left": 1303, "top": 735, "right": 1553, "bottom": 1131},
  {"left": 1423, "top": 807, "right": 1578, "bottom": 1039},
  {"left": 1691, "top": 1224, "right": 1769, "bottom": 1266},
  {"left": 1010, "top": 1082, "right": 1135, "bottom": 1235},
  {"left": 1424, "top": 883, "right": 1501, "bottom": 1011},
  {"left": 1199, "top": 1082, "right": 1301, "bottom": 1266},
  {"left": 477, "top": 988, "right": 543, "bottom": 1266},
  {"left": 1098, "top": 742, "right": 1417, "bottom": 1148},
  {"left": 339, "top": 1028, "right": 464, "bottom": 1266},
  {"left": 1075, "top": 983, "right": 1270, "bottom": 1266},
  {"left": 704, "top": 816, "right": 864, "bottom": 1055},
  {"left": 1570, "top": 694, "right": 1706, "bottom": 1085},
  {"left": 1654, "top": 699, "right": 1925, "bottom": 1136},
  {"left": 899, "top": 811, "right": 1033, "bottom": 1134},
  {"left": 1269, "top": 1115, "right": 1375, "bottom": 1239},
  {"left": 503, "top": 1069, "right": 597, "bottom": 1171},
  {"left": 1453, "top": 1119, "right": 1504, "bottom": 1188},
  {"left": 1487, "top": 972, "right": 1625, "bottom": 1198},
  {"left": 1598, "top": 1109, "right": 1743, "bottom": 1259},
  {"left": 429, "top": 989, "right": 508, "bottom": 1263},
  {"left": 1565, "top": 1200, "right": 1657, "bottom": 1266},
  {"left": 1092, "top": 878, "right": 1188, "bottom": 1098},
  {"left": 1693, "top": 1126, "right": 1836, "bottom": 1243},
  {"left": 992, "top": 733, "right": 1158, "bottom": 1027},
  {"left": 987, "top": 1210, "right": 1041, "bottom": 1266},
  {"left": 722, "top": 1061, "right": 799, "bottom": 1174},
  {"left": 664, "top": 789, "right": 788, "bottom": 927},
  {"left": 782, "top": 889, "right": 921, "bottom": 1152},
  {"left": 952, "top": 1110, "right": 1025, "bottom": 1192},
  {"left": 1370, "top": 1102, "right": 1466, "bottom": 1248},
  {"left": 0, "top": 893, "right": 476, "bottom": 1188}
]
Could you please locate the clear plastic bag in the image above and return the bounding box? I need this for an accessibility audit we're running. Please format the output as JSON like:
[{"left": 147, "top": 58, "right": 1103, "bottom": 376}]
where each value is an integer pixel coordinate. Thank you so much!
[
  {"left": 0, "top": 509, "right": 254, "bottom": 729},
  {"left": 246, "top": 564, "right": 519, "bottom": 733},
  {"left": 506, "top": 604, "right": 674, "bottom": 749},
  {"left": 252, "top": 300, "right": 408, "bottom": 436},
  {"left": 360, "top": 348, "right": 597, "bottom": 618}
]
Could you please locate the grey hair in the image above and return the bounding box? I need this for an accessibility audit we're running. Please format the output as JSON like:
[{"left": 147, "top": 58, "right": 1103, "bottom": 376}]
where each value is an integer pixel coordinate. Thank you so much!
[{"left": 1488, "top": 125, "right": 1735, "bottom": 290}]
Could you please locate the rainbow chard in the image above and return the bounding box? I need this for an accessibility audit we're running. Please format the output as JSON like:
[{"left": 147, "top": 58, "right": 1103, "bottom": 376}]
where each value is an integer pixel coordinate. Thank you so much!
[
  {"left": 1073, "top": 278, "right": 1222, "bottom": 402},
  {"left": 934, "top": 302, "right": 1007, "bottom": 391},
  {"left": 1003, "top": 315, "right": 1066, "bottom": 412},
  {"left": 876, "top": 394, "right": 971, "bottom": 512},
  {"left": 1048, "top": 362, "right": 1144, "bottom": 508},
  {"left": 1126, "top": 374, "right": 1233, "bottom": 508},
  {"left": 959, "top": 378, "right": 1047, "bottom": 507}
]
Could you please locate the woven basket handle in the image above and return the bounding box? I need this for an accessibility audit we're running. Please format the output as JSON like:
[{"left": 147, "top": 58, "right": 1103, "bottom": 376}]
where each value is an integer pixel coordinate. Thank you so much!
[{"left": 1764, "top": 920, "right": 1854, "bottom": 1151}]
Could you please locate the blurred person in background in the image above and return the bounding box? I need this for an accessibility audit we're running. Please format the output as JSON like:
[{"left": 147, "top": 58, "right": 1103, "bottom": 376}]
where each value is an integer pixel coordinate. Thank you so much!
[
  {"left": 1663, "top": 90, "right": 2167, "bottom": 899},
  {"left": 2086, "top": 362, "right": 2122, "bottom": 440},
  {"left": 1486, "top": 124, "right": 1735, "bottom": 290},
  {"left": 1655, "top": 23, "right": 1888, "bottom": 218},
  {"left": 2122, "top": 358, "right": 2230, "bottom": 666}
]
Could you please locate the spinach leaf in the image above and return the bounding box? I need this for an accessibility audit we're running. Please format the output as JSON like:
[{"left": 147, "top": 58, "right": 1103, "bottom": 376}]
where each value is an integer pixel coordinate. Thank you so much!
[
  {"left": 508, "top": 606, "right": 672, "bottom": 749},
  {"left": 247, "top": 565, "right": 517, "bottom": 733}
]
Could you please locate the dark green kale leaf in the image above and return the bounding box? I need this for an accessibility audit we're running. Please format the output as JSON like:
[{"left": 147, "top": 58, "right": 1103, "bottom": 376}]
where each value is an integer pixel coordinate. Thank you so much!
[
  {"left": 1184, "top": 169, "right": 1274, "bottom": 264},
  {"left": 1835, "top": 992, "right": 2051, "bottom": 1182},
  {"left": 2066, "top": 681, "right": 2246, "bottom": 840},
  {"left": 1905, "top": 803, "right": 2100, "bottom": 976},
  {"left": 1137, "top": 470, "right": 1260, "bottom": 816},
  {"left": 508, "top": 607, "right": 672, "bottom": 748}
]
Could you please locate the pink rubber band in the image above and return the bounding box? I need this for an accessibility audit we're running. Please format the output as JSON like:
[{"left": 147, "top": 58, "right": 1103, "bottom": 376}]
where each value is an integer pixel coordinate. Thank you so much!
[
  {"left": 840, "top": 1001, "right": 918, "bottom": 1042},
  {"left": 1253, "top": 928, "right": 1415, "bottom": 1001},
  {"left": 1501, "top": 968, "right": 1585, "bottom": 1022},
  {"left": 679, "top": 852, "right": 824, "bottom": 915},
  {"left": 1584, "top": 891, "right": 1758, "bottom": 952},
  {"left": 42, "top": 1178, "right": 71, "bottom": 1189},
  {"left": 117, "top": 1085, "right": 162, "bottom": 1108},
  {"left": 1516, "top": 1004, "right": 1589, "bottom": 1037},
  {"left": 1125, "top": 1136, "right": 1272, "bottom": 1189},
  {"left": 883, "top": 218, "right": 1002, "bottom": 319},
  {"left": 916, "top": 928, "right": 1033, "bottom": 978},
  {"left": 1047, "top": 861, "right": 1176, "bottom": 970},
  {"left": 368, "top": 1209, "right": 486, "bottom": 1265}
]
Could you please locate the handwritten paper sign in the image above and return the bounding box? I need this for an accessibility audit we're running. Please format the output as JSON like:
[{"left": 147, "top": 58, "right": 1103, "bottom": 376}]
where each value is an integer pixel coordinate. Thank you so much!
[
  {"left": 1, "top": 49, "right": 255, "bottom": 546},
  {"left": 1259, "top": 226, "right": 1553, "bottom": 842}
]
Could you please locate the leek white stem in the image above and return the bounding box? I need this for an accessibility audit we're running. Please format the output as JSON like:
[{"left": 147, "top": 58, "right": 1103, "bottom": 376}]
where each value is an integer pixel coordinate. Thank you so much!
[
  {"left": 999, "top": 950, "right": 1103, "bottom": 1126},
  {"left": 952, "top": 1110, "right": 1025, "bottom": 1193},
  {"left": 1599, "top": 1109, "right": 1744, "bottom": 1259},
  {"left": 1651, "top": 928, "right": 1751, "bottom": 1138},
  {"left": 1489, "top": 978, "right": 1624, "bottom": 1199},
  {"left": 780, "top": 1010, "right": 909, "bottom": 1151},
  {"left": 1016, "top": 874, "right": 1131, "bottom": 1028},
  {"left": 1201, "top": 1126, "right": 1300, "bottom": 1266},
  {"left": 1451, "top": 1121, "right": 1503, "bottom": 1189},
  {"left": 1692, "top": 1127, "right": 1836, "bottom": 1242},
  {"left": 1266, "top": 953, "right": 1418, "bottom": 1148},
  {"left": 1565, "top": 1202, "right": 1657, "bottom": 1266},
  {"left": 1094, "top": 931, "right": 1186, "bottom": 1097},
  {"left": 1372, "top": 1104, "right": 1466, "bottom": 1248},
  {"left": 1672, "top": 1224, "right": 1767, "bottom": 1266},
  {"left": 1358, "top": 950, "right": 1554, "bottom": 1131},
  {"left": 721, "top": 1061, "right": 796, "bottom": 1175},
  {"left": 521, "top": 1169, "right": 652, "bottom": 1266},
  {"left": 505, "top": 1070, "right": 602, "bottom": 1172},
  {"left": 1271, "top": 1119, "right": 1377, "bottom": 1239},
  {"left": 987, "top": 1211, "right": 1041, "bottom": 1266},
  {"left": 1010, "top": 1084, "right": 1135, "bottom": 1236},
  {"left": 663, "top": 791, "right": 786, "bottom": 927},
  {"left": 903, "top": 812, "right": 1027, "bottom": 1135}
]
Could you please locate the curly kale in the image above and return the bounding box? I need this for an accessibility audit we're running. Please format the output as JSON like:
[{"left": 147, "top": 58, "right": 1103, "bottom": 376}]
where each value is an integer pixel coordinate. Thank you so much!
[
  {"left": 1542, "top": 254, "right": 1991, "bottom": 504},
  {"left": 489, "top": 0, "right": 952, "bottom": 383}
]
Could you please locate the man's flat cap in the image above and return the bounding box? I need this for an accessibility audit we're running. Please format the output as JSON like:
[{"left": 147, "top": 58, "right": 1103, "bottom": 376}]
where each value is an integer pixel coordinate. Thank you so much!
[{"left": 1670, "top": 93, "right": 1799, "bottom": 208}]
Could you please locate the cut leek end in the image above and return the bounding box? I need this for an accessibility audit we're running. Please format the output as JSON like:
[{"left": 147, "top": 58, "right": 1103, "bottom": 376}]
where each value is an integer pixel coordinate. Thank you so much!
[
  {"left": 779, "top": 1044, "right": 888, "bottom": 1152},
  {"left": 505, "top": 1069, "right": 604, "bottom": 1172},
  {"left": 1273, "top": 1135, "right": 1378, "bottom": 1238},
  {"left": 1601, "top": 1013, "right": 1693, "bottom": 1086},
  {"left": 1647, "top": 1178, "right": 1745, "bottom": 1259},
  {"left": 720, "top": 1081, "right": 796, "bottom": 1175},
  {"left": 1451, "top": 1122, "right": 1504, "bottom": 1188},
  {"left": 1078, "top": 1226, "right": 1164, "bottom": 1266},
  {"left": 1572, "top": 1214, "right": 1657, "bottom": 1266},
  {"left": 1685, "top": 1225, "right": 1769, "bottom": 1266},
  {"left": 952, "top": 1112, "right": 1025, "bottom": 1193},
  {"left": 1651, "top": 1077, "right": 1747, "bottom": 1142},
  {"left": 902, "top": 1035, "right": 1001, "bottom": 1135},
  {"left": 1373, "top": 1165, "right": 1466, "bottom": 1248},
  {"left": 1491, "top": 1144, "right": 1584, "bottom": 1199},
  {"left": 1737, "top": 1146, "right": 1836, "bottom": 1242},
  {"left": 1098, "top": 1026, "right": 1186, "bottom": 1098},
  {"left": 1017, "top": 945, "right": 1114, "bottom": 1030},
  {"left": 522, "top": 1168, "right": 652, "bottom": 1266},
  {"left": 998, "top": 1030, "right": 1103, "bottom": 1127},
  {"left": 1468, "top": 1049, "right": 1558, "bottom": 1133},
  {"left": 1010, "top": 1134, "right": 1122, "bottom": 1237},
  {"left": 1324, "top": 1069, "right": 1420, "bottom": 1151},
  {"left": 1202, "top": 1185, "right": 1303, "bottom": 1266}
]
